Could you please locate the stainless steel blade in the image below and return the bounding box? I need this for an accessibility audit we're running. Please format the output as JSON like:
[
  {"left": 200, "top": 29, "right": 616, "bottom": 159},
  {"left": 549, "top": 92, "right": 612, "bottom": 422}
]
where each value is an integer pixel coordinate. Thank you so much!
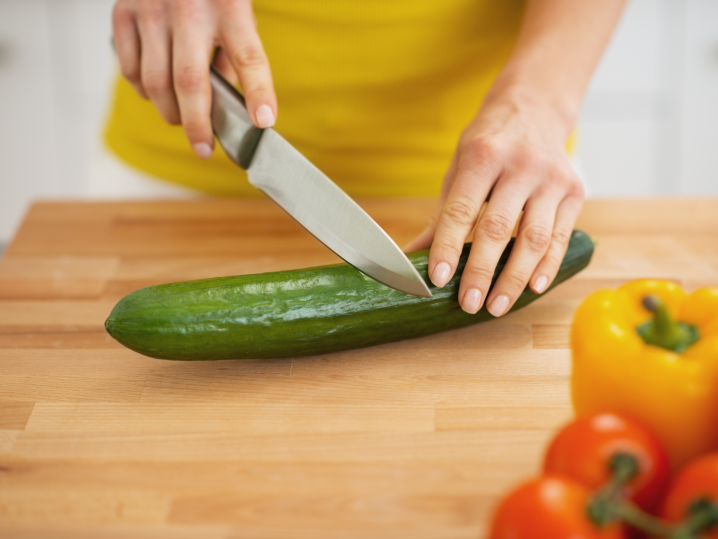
[
  {"left": 209, "top": 66, "right": 431, "bottom": 297},
  {"left": 247, "top": 129, "right": 432, "bottom": 298}
]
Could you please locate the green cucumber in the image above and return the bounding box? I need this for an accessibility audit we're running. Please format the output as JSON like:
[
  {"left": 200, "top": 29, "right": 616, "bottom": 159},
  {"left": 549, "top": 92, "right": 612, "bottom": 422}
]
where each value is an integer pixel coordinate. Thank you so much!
[{"left": 106, "top": 230, "right": 594, "bottom": 360}]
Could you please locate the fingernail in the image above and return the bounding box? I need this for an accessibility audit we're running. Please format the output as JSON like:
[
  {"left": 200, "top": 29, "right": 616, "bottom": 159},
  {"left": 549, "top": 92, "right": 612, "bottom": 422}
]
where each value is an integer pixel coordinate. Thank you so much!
[
  {"left": 431, "top": 261, "right": 451, "bottom": 288},
  {"left": 533, "top": 275, "right": 548, "bottom": 294},
  {"left": 462, "top": 288, "right": 482, "bottom": 314},
  {"left": 192, "top": 142, "right": 212, "bottom": 159},
  {"left": 488, "top": 295, "right": 510, "bottom": 317},
  {"left": 256, "top": 104, "right": 275, "bottom": 128}
]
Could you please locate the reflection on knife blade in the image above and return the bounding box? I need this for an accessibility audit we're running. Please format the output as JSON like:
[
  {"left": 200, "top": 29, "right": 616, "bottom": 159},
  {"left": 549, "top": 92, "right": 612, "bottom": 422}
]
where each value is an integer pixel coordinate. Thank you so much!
[{"left": 209, "top": 66, "right": 432, "bottom": 298}]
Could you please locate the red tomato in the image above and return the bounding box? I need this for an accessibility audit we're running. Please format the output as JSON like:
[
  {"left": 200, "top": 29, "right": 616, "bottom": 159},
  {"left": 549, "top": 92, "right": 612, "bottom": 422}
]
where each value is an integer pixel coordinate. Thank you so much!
[
  {"left": 661, "top": 453, "right": 718, "bottom": 538},
  {"left": 489, "top": 474, "right": 626, "bottom": 539},
  {"left": 543, "top": 413, "right": 670, "bottom": 511}
]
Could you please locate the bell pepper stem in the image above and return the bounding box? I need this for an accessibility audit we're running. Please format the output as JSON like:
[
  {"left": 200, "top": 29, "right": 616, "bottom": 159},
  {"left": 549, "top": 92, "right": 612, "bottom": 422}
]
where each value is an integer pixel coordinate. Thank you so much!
[{"left": 637, "top": 295, "right": 699, "bottom": 353}]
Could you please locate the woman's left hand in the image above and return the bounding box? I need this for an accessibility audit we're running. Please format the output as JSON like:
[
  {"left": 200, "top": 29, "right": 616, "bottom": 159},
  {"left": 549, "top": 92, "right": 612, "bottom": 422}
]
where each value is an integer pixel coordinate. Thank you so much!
[{"left": 405, "top": 86, "right": 585, "bottom": 316}]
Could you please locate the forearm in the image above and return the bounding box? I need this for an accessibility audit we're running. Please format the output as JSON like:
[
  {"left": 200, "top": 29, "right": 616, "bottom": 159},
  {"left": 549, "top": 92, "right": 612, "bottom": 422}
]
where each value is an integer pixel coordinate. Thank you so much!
[{"left": 486, "top": 0, "right": 627, "bottom": 138}]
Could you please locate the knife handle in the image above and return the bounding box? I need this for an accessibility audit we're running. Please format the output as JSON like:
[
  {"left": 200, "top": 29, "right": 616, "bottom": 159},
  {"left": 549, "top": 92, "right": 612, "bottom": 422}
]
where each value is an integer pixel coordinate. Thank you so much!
[{"left": 209, "top": 66, "right": 265, "bottom": 170}]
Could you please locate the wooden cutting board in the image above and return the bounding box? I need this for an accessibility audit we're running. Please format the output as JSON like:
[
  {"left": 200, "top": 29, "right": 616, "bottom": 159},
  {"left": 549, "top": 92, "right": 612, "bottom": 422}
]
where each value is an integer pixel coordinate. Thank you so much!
[{"left": 1, "top": 198, "right": 717, "bottom": 538}]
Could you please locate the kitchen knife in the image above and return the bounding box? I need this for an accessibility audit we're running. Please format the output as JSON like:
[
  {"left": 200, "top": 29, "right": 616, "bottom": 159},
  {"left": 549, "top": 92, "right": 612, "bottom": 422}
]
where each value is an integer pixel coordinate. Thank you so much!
[{"left": 209, "top": 66, "right": 432, "bottom": 298}]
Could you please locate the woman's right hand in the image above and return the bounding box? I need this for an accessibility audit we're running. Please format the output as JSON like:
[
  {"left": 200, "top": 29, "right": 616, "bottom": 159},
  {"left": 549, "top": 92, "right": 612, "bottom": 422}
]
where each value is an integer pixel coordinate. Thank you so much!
[{"left": 112, "top": 0, "right": 276, "bottom": 159}]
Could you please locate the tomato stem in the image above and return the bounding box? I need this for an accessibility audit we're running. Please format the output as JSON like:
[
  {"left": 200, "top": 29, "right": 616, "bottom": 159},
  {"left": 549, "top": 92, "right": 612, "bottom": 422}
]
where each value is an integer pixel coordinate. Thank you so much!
[
  {"left": 671, "top": 498, "right": 718, "bottom": 539},
  {"left": 614, "top": 502, "right": 673, "bottom": 537},
  {"left": 587, "top": 453, "right": 639, "bottom": 526},
  {"left": 616, "top": 497, "right": 718, "bottom": 538},
  {"left": 586, "top": 452, "right": 718, "bottom": 538}
]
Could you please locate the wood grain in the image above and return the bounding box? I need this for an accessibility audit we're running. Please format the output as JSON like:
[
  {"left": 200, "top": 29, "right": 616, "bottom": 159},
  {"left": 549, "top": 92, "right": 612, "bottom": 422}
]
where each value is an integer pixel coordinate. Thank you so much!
[
  {"left": 0, "top": 403, "right": 34, "bottom": 429},
  {"left": 1, "top": 199, "right": 716, "bottom": 539}
]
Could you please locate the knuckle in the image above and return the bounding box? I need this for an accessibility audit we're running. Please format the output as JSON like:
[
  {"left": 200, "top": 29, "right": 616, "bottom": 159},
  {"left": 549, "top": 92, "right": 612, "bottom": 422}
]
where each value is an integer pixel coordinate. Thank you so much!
[
  {"left": 551, "top": 226, "right": 572, "bottom": 247},
  {"left": 432, "top": 237, "right": 464, "bottom": 260},
  {"left": 443, "top": 198, "right": 479, "bottom": 227},
  {"left": 243, "top": 83, "right": 271, "bottom": 97},
  {"left": 522, "top": 225, "right": 551, "bottom": 253},
  {"left": 523, "top": 151, "right": 551, "bottom": 172},
  {"left": 543, "top": 249, "right": 563, "bottom": 269},
  {"left": 461, "top": 137, "right": 501, "bottom": 170},
  {"left": 112, "top": 2, "right": 132, "bottom": 25},
  {"left": 463, "top": 135, "right": 499, "bottom": 158},
  {"left": 232, "top": 43, "right": 267, "bottom": 68},
  {"left": 550, "top": 169, "right": 575, "bottom": 190},
  {"left": 512, "top": 151, "right": 538, "bottom": 172},
  {"left": 479, "top": 213, "right": 513, "bottom": 242},
  {"left": 174, "top": 65, "right": 206, "bottom": 93},
  {"left": 569, "top": 179, "right": 585, "bottom": 199},
  {"left": 138, "top": 1, "right": 166, "bottom": 24},
  {"left": 463, "top": 262, "right": 495, "bottom": 284},
  {"left": 183, "top": 119, "right": 208, "bottom": 137},
  {"left": 502, "top": 270, "right": 527, "bottom": 291},
  {"left": 217, "top": 0, "right": 248, "bottom": 11},
  {"left": 174, "top": 0, "right": 200, "bottom": 19}
]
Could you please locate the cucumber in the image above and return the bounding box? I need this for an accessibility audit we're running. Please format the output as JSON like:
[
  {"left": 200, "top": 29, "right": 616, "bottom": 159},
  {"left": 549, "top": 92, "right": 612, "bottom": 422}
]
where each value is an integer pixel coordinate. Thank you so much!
[{"left": 105, "top": 230, "right": 594, "bottom": 360}]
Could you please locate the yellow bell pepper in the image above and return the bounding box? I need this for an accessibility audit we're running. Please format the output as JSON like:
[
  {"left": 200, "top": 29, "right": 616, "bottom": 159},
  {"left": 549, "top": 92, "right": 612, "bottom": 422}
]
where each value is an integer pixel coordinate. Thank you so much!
[{"left": 571, "top": 279, "right": 718, "bottom": 470}]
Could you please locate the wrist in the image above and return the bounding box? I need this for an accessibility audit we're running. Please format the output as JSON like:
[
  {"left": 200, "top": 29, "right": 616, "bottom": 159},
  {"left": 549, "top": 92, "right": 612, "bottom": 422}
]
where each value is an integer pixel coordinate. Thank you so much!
[{"left": 480, "top": 74, "right": 578, "bottom": 145}]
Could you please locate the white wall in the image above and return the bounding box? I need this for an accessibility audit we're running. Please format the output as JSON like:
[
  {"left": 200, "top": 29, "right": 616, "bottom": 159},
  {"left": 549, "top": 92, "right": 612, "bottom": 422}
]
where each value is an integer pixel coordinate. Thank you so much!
[
  {"left": 679, "top": 0, "right": 718, "bottom": 195},
  {"left": 0, "top": 0, "right": 116, "bottom": 246},
  {"left": 1, "top": 0, "right": 60, "bottom": 243},
  {"left": 580, "top": 0, "right": 718, "bottom": 197},
  {"left": 0, "top": 0, "right": 717, "bottom": 245}
]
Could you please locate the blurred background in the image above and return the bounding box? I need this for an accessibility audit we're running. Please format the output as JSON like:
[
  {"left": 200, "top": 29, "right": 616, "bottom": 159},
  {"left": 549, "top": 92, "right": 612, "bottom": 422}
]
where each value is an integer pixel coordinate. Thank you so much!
[{"left": 1, "top": 0, "right": 717, "bottom": 249}]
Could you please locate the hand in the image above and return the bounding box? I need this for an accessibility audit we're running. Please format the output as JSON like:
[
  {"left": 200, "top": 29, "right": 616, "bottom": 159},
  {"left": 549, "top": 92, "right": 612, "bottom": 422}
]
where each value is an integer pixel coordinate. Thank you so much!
[
  {"left": 405, "top": 86, "right": 584, "bottom": 316},
  {"left": 112, "top": 0, "right": 277, "bottom": 159}
]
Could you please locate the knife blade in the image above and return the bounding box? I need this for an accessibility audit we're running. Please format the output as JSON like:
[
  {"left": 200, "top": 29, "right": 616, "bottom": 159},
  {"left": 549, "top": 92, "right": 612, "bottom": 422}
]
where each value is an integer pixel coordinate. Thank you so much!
[{"left": 209, "top": 66, "right": 432, "bottom": 298}]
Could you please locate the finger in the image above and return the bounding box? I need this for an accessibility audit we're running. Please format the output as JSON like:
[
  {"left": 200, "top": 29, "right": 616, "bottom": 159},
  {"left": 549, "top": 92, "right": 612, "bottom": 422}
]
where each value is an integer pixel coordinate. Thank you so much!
[
  {"left": 112, "top": 2, "right": 147, "bottom": 98},
  {"left": 172, "top": 22, "right": 214, "bottom": 158},
  {"left": 529, "top": 192, "right": 584, "bottom": 294},
  {"left": 458, "top": 177, "right": 528, "bottom": 315},
  {"left": 428, "top": 144, "right": 499, "bottom": 288},
  {"left": 212, "top": 48, "right": 239, "bottom": 86},
  {"left": 403, "top": 212, "right": 439, "bottom": 254},
  {"left": 136, "top": 7, "right": 180, "bottom": 124},
  {"left": 482, "top": 191, "right": 559, "bottom": 316},
  {"left": 219, "top": 3, "right": 277, "bottom": 128},
  {"left": 403, "top": 152, "right": 459, "bottom": 252}
]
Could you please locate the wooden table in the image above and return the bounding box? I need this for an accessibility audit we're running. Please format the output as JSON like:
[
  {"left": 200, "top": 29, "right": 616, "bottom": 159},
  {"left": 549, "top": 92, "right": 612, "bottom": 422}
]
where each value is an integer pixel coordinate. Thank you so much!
[{"left": 1, "top": 199, "right": 717, "bottom": 538}]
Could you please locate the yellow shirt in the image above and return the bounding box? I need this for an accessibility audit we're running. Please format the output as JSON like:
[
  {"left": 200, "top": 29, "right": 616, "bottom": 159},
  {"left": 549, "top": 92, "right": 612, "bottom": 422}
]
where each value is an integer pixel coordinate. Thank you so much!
[{"left": 104, "top": 0, "right": 525, "bottom": 197}]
